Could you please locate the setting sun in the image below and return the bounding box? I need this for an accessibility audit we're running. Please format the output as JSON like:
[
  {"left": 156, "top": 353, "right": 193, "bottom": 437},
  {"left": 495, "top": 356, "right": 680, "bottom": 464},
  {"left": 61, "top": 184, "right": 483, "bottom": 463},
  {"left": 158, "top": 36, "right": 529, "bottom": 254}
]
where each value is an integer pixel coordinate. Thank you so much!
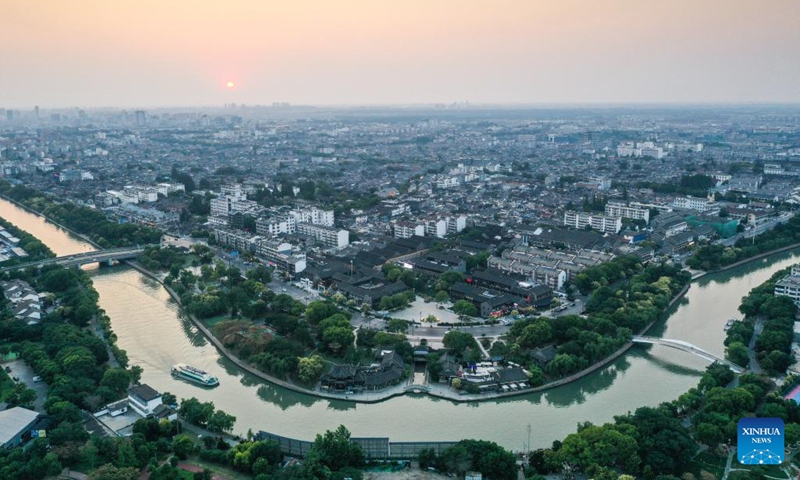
[{"left": 226, "top": 80, "right": 235, "bottom": 89}]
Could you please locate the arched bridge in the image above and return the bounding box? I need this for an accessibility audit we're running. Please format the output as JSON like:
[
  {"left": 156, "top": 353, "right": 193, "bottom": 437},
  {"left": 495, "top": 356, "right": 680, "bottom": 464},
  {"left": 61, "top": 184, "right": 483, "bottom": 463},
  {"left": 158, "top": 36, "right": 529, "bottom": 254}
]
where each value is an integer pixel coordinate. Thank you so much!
[
  {"left": 632, "top": 335, "right": 745, "bottom": 373},
  {"left": 404, "top": 385, "right": 430, "bottom": 393},
  {"left": 0, "top": 245, "right": 154, "bottom": 274}
]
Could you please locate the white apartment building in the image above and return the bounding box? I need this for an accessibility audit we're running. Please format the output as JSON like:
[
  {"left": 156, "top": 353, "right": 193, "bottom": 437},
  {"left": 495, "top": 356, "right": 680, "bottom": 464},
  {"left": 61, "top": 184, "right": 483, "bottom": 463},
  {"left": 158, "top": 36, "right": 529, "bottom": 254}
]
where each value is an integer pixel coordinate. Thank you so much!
[
  {"left": 290, "top": 207, "right": 334, "bottom": 227},
  {"left": 214, "top": 228, "right": 306, "bottom": 275},
  {"left": 616, "top": 141, "right": 665, "bottom": 159},
  {"left": 446, "top": 215, "right": 468, "bottom": 234},
  {"left": 296, "top": 223, "right": 349, "bottom": 249},
  {"left": 672, "top": 196, "right": 714, "bottom": 212},
  {"left": 257, "top": 240, "right": 306, "bottom": 275},
  {"left": 156, "top": 183, "right": 186, "bottom": 196},
  {"left": 605, "top": 203, "right": 650, "bottom": 223},
  {"left": 775, "top": 268, "right": 800, "bottom": 306},
  {"left": 220, "top": 184, "right": 247, "bottom": 201},
  {"left": 393, "top": 222, "right": 425, "bottom": 239},
  {"left": 563, "top": 211, "right": 622, "bottom": 234},
  {"left": 256, "top": 215, "right": 296, "bottom": 236},
  {"left": 425, "top": 219, "right": 448, "bottom": 238}
]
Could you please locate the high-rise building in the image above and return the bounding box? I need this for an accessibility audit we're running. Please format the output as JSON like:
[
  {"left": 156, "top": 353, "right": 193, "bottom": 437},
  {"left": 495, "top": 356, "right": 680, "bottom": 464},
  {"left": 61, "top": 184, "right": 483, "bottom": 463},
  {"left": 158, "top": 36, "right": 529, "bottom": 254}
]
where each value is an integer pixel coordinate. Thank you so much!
[{"left": 135, "top": 110, "right": 146, "bottom": 126}]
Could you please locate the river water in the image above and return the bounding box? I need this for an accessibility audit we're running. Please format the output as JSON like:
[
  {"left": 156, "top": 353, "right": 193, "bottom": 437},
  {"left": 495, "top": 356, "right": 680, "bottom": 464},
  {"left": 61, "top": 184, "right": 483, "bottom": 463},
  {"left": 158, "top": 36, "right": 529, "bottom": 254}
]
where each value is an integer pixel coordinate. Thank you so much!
[{"left": 2, "top": 197, "right": 798, "bottom": 450}]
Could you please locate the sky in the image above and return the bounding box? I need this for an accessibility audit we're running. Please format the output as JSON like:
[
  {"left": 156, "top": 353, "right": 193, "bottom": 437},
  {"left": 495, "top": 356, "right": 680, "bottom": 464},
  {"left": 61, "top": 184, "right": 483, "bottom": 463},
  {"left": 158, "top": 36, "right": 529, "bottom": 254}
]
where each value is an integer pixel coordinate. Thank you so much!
[{"left": 1, "top": 0, "right": 799, "bottom": 108}]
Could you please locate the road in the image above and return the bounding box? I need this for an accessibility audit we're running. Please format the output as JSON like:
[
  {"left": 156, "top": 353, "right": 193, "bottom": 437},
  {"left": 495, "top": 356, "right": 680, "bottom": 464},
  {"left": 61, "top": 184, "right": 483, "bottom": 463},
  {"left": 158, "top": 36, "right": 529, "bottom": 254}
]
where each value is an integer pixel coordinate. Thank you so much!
[{"left": 4, "top": 359, "right": 48, "bottom": 412}]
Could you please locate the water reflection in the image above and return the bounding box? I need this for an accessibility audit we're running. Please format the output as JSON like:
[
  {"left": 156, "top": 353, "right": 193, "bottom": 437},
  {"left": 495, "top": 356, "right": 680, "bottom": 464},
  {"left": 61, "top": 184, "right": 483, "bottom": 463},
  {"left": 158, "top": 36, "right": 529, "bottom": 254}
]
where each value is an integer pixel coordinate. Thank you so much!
[
  {"left": 256, "top": 384, "right": 318, "bottom": 410},
  {"left": 542, "top": 356, "right": 627, "bottom": 407},
  {"left": 695, "top": 248, "right": 800, "bottom": 288},
  {"left": 179, "top": 315, "right": 209, "bottom": 347},
  {"left": 326, "top": 400, "right": 358, "bottom": 412}
]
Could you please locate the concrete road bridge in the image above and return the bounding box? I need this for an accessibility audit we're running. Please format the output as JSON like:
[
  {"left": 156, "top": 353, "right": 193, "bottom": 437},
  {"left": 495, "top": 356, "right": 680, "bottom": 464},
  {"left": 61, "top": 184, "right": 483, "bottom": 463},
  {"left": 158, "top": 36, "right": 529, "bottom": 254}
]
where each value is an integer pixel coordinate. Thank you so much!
[{"left": 0, "top": 245, "right": 154, "bottom": 274}]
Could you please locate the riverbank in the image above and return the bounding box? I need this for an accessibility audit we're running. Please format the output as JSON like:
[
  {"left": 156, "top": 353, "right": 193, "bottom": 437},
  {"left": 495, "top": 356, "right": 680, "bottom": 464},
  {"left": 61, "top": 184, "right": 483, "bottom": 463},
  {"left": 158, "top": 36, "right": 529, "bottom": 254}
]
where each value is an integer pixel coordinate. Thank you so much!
[
  {"left": 0, "top": 193, "right": 102, "bottom": 250},
  {"left": 695, "top": 241, "right": 800, "bottom": 277}
]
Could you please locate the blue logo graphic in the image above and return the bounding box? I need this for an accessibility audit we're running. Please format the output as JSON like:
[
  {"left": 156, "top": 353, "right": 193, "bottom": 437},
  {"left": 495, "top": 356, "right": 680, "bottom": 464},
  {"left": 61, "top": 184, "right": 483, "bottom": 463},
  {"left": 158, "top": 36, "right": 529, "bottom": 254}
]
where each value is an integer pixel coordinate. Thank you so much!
[{"left": 738, "top": 417, "right": 784, "bottom": 465}]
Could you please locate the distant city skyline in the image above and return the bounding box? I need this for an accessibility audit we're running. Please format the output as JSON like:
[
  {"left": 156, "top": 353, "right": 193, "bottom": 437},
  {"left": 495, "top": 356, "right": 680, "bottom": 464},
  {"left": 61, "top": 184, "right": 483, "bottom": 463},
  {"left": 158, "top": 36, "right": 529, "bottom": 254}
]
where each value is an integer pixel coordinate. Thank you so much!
[{"left": 2, "top": 0, "right": 799, "bottom": 109}]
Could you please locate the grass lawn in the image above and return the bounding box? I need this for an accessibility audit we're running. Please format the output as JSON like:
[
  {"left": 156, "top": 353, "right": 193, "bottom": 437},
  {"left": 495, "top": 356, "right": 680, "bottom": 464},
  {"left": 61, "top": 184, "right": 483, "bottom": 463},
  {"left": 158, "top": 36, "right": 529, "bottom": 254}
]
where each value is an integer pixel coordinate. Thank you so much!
[
  {"left": 176, "top": 469, "right": 195, "bottom": 480},
  {"left": 201, "top": 316, "right": 230, "bottom": 328},
  {"left": 185, "top": 458, "right": 252, "bottom": 480}
]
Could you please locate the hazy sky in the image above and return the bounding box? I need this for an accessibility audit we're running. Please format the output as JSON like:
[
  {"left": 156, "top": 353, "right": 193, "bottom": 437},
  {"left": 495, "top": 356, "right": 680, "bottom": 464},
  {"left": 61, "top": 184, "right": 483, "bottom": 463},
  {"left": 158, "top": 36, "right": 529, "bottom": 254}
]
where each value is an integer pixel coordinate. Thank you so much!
[{"left": 2, "top": 0, "right": 799, "bottom": 108}]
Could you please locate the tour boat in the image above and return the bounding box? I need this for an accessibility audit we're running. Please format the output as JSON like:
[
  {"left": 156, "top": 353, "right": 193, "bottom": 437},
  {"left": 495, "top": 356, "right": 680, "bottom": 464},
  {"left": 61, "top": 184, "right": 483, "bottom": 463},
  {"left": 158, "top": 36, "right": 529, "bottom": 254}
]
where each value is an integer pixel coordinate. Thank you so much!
[{"left": 171, "top": 363, "right": 219, "bottom": 387}]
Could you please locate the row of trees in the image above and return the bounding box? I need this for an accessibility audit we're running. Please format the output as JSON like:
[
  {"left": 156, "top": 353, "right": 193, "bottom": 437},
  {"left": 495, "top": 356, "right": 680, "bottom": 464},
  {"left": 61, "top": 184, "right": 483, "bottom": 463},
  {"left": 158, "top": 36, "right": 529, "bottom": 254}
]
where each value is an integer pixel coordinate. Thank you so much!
[
  {"left": 418, "top": 439, "right": 517, "bottom": 480},
  {"left": 178, "top": 397, "right": 236, "bottom": 433},
  {"left": 0, "top": 181, "right": 162, "bottom": 248},
  {"left": 0, "top": 217, "right": 54, "bottom": 265},
  {"left": 727, "top": 267, "right": 797, "bottom": 374},
  {"left": 688, "top": 214, "right": 800, "bottom": 271}
]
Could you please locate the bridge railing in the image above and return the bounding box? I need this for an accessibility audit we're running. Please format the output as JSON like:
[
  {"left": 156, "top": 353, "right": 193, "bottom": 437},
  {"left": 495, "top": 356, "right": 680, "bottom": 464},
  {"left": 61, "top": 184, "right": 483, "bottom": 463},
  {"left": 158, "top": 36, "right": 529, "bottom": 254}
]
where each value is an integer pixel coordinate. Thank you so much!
[{"left": 632, "top": 335, "right": 744, "bottom": 373}]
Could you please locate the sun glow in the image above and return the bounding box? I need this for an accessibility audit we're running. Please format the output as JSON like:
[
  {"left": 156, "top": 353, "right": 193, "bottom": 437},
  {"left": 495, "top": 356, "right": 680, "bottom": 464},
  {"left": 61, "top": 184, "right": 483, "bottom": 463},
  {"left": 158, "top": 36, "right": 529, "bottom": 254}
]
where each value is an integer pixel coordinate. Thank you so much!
[{"left": 226, "top": 80, "right": 235, "bottom": 89}]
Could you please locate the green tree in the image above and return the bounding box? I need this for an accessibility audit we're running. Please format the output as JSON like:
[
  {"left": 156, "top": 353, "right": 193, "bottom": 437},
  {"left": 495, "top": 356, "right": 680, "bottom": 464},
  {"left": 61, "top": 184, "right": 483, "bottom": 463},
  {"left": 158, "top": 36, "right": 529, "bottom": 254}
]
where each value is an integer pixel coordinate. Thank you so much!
[
  {"left": 322, "top": 327, "right": 355, "bottom": 355},
  {"left": 88, "top": 464, "right": 140, "bottom": 480},
  {"left": 442, "top": 331, "right": 479, "bottom": 358},
  {"left": 310, "top": 425, "right": 365, "bottom": 472},
  {"left": 518, "top": 320, "right": 553, "bottom": 348},
  {"left": 297, "top": 355, "right": 325, "bottom": 383},
  {"left": 207, "top": 410, "right": 236, "bottom": 433},
  {"left": 100, "top": 368, "right": 131, "bottom": 394},
  {"left": 725, "top": 342, "right": 749, "bottom": 368},
  {"left": 172, "top": 434, "right": 195, "bottom": 460},
  {"left": 178, "top": 397, "right": 215, "bottom": 427},
  {"left": 452, "top": 300, "right": 478, "bottom": 317}
]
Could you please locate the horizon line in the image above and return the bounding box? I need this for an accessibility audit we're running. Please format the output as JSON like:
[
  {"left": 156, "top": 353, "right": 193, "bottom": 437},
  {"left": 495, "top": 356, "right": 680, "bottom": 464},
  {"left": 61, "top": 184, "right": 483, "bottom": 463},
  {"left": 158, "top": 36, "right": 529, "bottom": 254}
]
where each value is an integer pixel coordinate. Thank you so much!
[{"left": 6, "top": 100, "right": 800, "bottom": 112}]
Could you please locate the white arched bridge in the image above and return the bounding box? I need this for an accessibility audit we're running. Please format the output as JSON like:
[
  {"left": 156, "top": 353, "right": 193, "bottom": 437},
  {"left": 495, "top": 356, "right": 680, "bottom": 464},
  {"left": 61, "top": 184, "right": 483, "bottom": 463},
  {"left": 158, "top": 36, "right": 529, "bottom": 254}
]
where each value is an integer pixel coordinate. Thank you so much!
[
  {"left": 632, "top": 335, "right": 745, "bottom": 373},
  {"left": 0, "top": 245, "right": 155, "bottom": 274}
]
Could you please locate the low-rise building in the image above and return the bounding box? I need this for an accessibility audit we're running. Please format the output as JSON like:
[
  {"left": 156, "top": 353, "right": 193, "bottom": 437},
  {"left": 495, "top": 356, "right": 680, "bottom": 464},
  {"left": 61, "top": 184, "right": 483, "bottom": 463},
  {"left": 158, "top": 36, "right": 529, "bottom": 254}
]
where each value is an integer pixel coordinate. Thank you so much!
[
  {"left": 449, "top": 282, "right": 524, "bottom": 318},
  {"left": 0, "top": 407, "right": 40, "bottom": 448},
  {"left": 1, "top": 279, "right": 42, "bottom": 324},
  {"left": 775, "top": 265, "right": 800, "bottom": 306},
  {"left": 468, "top": 268, "right": 553, "bottom": 308}
]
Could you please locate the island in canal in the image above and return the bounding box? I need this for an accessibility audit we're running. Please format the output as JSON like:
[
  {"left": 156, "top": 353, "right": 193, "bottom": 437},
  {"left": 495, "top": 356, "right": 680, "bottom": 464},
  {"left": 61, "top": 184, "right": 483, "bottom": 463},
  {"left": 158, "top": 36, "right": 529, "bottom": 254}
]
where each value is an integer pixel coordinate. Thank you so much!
[{"left": 135, "top": 245, "right": 692, "bottom": 402}]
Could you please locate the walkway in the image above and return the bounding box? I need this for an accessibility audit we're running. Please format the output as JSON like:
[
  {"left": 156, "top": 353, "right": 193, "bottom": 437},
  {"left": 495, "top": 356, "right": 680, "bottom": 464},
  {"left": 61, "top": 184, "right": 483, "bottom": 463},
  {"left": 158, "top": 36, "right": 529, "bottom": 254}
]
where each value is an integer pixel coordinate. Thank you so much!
[
  {"left": 748, "top": 318, "right": 764, "bottom": 374},
  {"left": 632, "top": 336, "right": 745, "bottom": 373}
]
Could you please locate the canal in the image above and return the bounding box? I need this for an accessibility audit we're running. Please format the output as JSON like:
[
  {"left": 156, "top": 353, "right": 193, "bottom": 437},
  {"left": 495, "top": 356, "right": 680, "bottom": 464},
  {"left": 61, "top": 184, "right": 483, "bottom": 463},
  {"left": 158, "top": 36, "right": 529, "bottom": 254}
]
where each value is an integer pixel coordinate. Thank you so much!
[{"left": 2, "top": 196, "right": 797, "bottom": 450}]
